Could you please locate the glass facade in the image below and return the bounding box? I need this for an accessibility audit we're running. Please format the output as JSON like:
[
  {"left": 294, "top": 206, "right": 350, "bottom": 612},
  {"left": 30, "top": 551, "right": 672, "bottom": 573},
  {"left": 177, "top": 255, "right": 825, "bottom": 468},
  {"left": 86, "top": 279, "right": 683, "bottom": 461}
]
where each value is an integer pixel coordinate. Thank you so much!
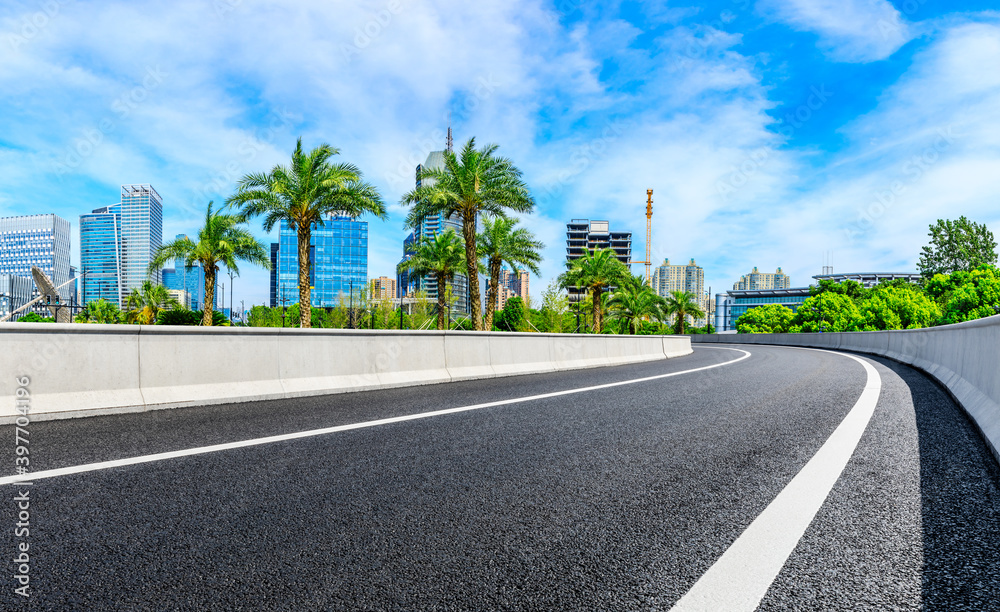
[
  {"left": 80, "top": 205, "right": 122, "bottom": 305},
  {"left": 119, "top": 184, "right": 163, "bottom": 298},
  {"left": 715, "top": 288, "right": 811, "bottom": 331},
  {"left": 276, "top": 215, "right": 368, "bottom": 308},
  {"left": 0, "top": 214, "right": 72, "bottom": 313}
]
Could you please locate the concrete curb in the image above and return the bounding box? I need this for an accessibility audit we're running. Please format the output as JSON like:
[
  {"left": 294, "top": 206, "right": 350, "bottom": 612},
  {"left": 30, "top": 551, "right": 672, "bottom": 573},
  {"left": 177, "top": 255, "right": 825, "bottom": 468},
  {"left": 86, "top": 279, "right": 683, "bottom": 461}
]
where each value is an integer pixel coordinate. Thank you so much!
[{"left": 0, "top": 324, "right": 692, "bottom": 422}]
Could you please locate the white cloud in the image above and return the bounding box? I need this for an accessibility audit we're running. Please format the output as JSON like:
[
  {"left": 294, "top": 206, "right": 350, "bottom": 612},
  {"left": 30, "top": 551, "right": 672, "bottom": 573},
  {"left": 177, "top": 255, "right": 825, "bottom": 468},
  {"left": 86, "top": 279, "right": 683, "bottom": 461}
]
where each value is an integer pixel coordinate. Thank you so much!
[{"left": 760, "top": 0, "right": 912, "bottom": 62}]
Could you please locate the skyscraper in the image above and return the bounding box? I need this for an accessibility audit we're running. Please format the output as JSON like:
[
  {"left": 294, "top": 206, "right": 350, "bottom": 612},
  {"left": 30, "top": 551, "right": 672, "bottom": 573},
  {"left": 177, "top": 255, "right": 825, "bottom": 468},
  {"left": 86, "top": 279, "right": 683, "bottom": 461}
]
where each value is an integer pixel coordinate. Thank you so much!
[
  {"left": 274, "top": 215, "right": 368, "bottom": 308},
  {"left": 80, "top": 205, "right": 122, "bottom": 305},
  {"left": 370, "top": 276, "right": 397, "bottom": 300},
  {"left": 0, "top": 214, "right": 72, "bottom": 312},
  {"left": 119, "top": 184, "right": 163, "bottom": 293},
  {"left": 565, "top": 219, "right": 632, "bottom": 302}
]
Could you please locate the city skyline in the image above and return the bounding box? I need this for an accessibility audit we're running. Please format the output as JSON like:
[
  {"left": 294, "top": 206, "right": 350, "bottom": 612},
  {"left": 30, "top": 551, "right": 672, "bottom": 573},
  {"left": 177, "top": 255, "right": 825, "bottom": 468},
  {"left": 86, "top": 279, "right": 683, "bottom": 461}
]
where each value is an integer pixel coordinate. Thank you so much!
[{"left": 2, "top": 1, "right": 998, "bottom": 309}]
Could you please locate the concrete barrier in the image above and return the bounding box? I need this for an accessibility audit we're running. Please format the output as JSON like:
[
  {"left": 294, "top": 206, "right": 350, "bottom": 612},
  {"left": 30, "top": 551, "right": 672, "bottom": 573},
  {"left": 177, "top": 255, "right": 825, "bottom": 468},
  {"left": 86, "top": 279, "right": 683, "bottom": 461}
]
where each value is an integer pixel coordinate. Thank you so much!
[
  {"left": 692, "top": 316, "right": 1000, "bottom": 463},
  {"left": 0, "top": 324, "right": 692, "bottom": 421}
]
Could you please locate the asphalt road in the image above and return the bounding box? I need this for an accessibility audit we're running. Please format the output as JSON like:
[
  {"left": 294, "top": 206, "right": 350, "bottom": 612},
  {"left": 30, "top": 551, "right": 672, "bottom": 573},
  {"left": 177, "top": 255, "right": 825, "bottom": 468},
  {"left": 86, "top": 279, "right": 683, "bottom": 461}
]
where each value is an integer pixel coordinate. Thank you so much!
[{"left": 2, "top": 344, "right": 999, "bottom": 610}]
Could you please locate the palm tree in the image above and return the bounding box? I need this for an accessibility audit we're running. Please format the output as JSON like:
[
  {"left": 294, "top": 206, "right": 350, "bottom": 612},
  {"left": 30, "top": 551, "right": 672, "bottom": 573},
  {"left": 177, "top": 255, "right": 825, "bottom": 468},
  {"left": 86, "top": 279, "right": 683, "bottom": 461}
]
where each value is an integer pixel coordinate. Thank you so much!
[
  {"left": 402, "top": 137, "right": 534, "bottom": 330},
  {"left": 608, "top": 274, "right": 668, "bottom": 334},
  {"left": 477, "top": 217, "right": 543, "bottom": 330},
  {"left": 664, "top": 290, "right": 706, "bottom": 334},
  {"left": 126, "top": 281, "right": 181, "bottom": 325},
  {"left": 149, "top": 201, "right": 270, "bottom": 326},
  {"left": 76, "top": 298, "right": 122, "bottom": 324},
  {"left": 227, "top": 138, "right": 386, "bottom": 328},
  {"left": 559, "top": 248, "right": 628, "bottom": 334},
  {"left": 398, "top": 230, "right": 466, "bottom": 330}
]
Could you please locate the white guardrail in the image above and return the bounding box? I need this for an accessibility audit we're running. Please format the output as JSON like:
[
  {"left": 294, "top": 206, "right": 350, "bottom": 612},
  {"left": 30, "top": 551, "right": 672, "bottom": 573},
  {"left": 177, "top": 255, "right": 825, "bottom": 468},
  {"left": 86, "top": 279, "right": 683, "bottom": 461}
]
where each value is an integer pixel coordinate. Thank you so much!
[
  {"left": 0, "top": 324, "right": 692, "bottom": 422},
  {"left": 692, "top": 316, "right": 1000, "bottom": 463}
]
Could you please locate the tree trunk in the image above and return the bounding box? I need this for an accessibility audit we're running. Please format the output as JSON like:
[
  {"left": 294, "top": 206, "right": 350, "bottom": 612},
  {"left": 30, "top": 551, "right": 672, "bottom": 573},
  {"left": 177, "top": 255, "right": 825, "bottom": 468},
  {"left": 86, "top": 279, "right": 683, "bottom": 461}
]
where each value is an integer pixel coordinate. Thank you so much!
[
  {"left": 592, "top": 287, "right": 603, "bottom": 334},
  {"left": 202, "top": 267, "right": 216, "bottom": 326},
  {"left": 462, "top": 213, "right": 483, "bottom": 330},
  {"left": 436, "top": 274, "right": 447, "bottom": 330},
  {"left": 484, "top": 257, "right": 501, "bottom": 331},
  {"left": 298, "top": 226, "right": 311, "bottom": 328}
]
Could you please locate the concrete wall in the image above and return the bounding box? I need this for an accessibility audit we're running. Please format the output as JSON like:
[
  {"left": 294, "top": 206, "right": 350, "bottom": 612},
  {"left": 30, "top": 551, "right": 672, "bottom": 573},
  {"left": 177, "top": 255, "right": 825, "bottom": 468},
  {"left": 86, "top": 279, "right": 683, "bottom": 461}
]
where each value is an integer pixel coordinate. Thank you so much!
[
  {"left": 0, "top": 325, "right": 692, "bottom": 421},
  {"left": 692, "top": 316, "right": 1000, "bottom": 463}
]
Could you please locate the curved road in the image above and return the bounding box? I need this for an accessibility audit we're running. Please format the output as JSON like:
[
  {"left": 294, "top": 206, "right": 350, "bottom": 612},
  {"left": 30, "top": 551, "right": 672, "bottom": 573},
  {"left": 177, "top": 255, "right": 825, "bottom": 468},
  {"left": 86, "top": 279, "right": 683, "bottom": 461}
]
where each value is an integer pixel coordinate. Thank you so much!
[{"left": 3, "top": 345, "right": 999, "bottom": 610}]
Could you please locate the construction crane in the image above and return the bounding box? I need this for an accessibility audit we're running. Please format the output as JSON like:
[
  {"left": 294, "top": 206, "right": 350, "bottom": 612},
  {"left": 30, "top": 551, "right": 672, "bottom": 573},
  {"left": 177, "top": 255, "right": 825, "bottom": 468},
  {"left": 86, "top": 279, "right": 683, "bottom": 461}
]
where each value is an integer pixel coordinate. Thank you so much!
[{"left": 629, "top": 189, "right": 654, "bottom": 286}]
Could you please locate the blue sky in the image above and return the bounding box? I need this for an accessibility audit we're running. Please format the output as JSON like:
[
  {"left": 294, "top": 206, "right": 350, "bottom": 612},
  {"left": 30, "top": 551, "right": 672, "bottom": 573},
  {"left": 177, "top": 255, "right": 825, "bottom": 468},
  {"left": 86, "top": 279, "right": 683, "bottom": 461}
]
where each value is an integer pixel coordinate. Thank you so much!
[{"left": 2, "top": 0, "right": 999, "bottom": 308}]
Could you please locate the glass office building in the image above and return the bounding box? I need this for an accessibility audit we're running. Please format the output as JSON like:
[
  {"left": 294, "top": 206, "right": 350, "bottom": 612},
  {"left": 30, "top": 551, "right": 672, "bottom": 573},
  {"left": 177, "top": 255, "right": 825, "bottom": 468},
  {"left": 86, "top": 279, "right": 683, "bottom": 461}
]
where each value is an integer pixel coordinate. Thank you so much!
[
  {"left": 80, "top": 205, "right": 122, "bottom": 305},
  {"left": 275, "top": 215, "right": 368, "bottom": 308},
  {"left": 0, "top": 214, "right": 72, "bottom": 313},
  {"left": 120, "top": 184, "right": 163, "bottom": 293},
  {"left": 81, "top": 185, "right": 163, "bottom": 306}
]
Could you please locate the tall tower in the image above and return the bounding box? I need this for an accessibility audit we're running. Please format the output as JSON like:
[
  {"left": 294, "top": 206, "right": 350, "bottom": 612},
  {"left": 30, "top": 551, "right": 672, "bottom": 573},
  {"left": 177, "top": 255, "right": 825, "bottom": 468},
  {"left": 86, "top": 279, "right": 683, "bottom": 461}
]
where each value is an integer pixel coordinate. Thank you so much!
[
  {"left": 80, "top": 205, "right": 122, "bottom": 305},
  {"left": 118, "top": 184, "right": 163, "bottom": 303}
]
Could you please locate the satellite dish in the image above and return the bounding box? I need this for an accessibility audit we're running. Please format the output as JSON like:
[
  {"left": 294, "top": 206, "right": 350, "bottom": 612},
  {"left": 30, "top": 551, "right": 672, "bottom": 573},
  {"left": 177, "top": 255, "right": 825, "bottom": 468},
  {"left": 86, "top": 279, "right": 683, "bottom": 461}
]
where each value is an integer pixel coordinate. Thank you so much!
[{"left": 31, "top": 266, "right": 71, "bottom": 323}]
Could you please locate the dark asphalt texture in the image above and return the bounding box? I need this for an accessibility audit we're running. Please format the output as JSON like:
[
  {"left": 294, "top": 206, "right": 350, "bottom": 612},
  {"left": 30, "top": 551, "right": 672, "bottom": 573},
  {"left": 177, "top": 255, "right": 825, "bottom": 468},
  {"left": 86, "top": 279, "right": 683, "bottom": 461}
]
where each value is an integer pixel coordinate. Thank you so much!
[{"left": 2, "top": 345, "right": 999, "bottom": 610}]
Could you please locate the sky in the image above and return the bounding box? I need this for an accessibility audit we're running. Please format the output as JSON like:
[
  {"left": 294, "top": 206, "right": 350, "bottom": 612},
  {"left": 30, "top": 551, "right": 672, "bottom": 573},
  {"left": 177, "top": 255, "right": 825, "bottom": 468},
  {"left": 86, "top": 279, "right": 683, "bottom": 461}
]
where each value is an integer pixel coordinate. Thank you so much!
[{"left": 2, "top": 0, "right": 999, "bottom": 309}]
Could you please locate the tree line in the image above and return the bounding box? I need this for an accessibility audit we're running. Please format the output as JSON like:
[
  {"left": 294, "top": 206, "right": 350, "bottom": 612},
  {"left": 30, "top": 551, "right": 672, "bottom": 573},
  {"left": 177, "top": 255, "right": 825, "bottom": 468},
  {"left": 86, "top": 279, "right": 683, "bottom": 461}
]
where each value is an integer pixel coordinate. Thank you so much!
[{"left": 736, "top": 217, "right": 1000, "bottom": 333}]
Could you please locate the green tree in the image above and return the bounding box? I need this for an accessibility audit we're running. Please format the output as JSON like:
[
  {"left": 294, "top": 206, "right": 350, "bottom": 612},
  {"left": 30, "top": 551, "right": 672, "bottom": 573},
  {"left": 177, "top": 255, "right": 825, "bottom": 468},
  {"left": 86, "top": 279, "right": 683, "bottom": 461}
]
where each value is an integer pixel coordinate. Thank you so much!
[
  {"left": 477, "top": 217, "right": 543, "bottom": 330},
  {"left": 403, "top": 138, "right": 534, "bottom": 331},
  {"left": 398, "top": 230, "right": 466, "bottom": 330},
  {"left": 227, "top": 138, "right": 386, "bottom": 328},
  {"left": 790, "top": 293, "right": 865, "bottom": 332},
  {"left": 540, "top": 279, "right": 569, "bottom": 332},
  {"left": 149, "top": 201, "right": 270, "bottom": 326},
  {"left": 495, "top": 296, "right": 526, "bottom": 332},
  {"left": 664, "top": 291, "right": 705, "bottom": 335},
  {"left": 810, "top": 279, "right": 867, "bottom": 300},
  {"left": 76, "top": 298, "right": 122, "bottom": 324},
  {"left": 607, "top": 274, "right": 667, "bottom": 334},
  {"left": 735, "top": 304, "right": 795, "bottom": 334},
  {"left": 126, "top": 281, "right": 181, "bottom": 325},
  {"left": 918, "top": 216, "right": 998, "bottom": 277},
  {"left": 17, "top": 312, "right": 53, "bottom": 323},
  {"left": 924, "top": 265, "right": 1000, "bottom": 324},
  {"left": 559, "top": 248, "right": 628, "bottom": 334},
  {"left": 858, "top": 285, "right": 940, "bottom": 330}
]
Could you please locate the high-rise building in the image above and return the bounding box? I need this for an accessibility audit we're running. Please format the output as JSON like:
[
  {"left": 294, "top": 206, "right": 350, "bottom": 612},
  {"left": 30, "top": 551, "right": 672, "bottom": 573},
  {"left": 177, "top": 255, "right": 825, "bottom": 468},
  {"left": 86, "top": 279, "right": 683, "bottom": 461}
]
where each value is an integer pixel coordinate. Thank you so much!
[
  {"left": 565, "top": 219, "right": 631, "bottom": 302},
  {"left": 119, "top": 184, "right": 163, "bottom": 293},
  {"left": 496, "top": 268, "right": 529, "bottom": 310},
  {"left": 733, "top": 267, "right": 791, "bottom": 291},
  {"left": 274, "top": 215, "right": 368, "bottom": 308},
  {"left": 0, "top": 214, "right": 72, "bottom": 313},
  {"left": 80, "top": 205, "right": 122, "bottom": 305},
  {"left": 160, "top": 234, "right": 213, "bottom": 311},
  {"left": 370, "top": 276, "right": 397, "bottom": 300},
  {"left": 652, "top": 258, "right": 708, "bottom": 326},
  {"left": 80, "top": 185, "right": 163, "bottom": 306},
  {"left": 396, "top": 150, "right": 475, "bottom": 314}
]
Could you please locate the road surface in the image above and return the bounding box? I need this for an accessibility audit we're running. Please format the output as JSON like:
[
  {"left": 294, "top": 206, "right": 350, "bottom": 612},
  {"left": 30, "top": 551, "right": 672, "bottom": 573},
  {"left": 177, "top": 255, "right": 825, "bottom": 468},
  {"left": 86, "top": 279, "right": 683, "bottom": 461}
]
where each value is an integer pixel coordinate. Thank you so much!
[{"left": 2, "top": 345, "right": 999, "bottom": 610}]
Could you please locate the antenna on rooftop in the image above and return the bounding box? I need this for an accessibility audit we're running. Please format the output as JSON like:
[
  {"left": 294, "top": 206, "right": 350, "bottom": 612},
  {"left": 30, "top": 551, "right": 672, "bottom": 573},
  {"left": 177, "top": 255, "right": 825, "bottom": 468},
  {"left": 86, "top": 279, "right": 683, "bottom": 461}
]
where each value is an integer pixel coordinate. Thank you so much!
[{"left": 446, "top": 112, "right": 453, "bottom": 153}]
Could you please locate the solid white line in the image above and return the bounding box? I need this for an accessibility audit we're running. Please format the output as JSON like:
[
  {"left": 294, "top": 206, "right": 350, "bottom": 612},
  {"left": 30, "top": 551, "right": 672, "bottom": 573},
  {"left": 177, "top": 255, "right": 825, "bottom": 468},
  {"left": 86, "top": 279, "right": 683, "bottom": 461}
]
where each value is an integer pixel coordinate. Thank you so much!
[
  {"left": 669, "top": 349, "right": 882, "bottom": 612},
  {"left": 1, "top": 348, "right": 751, "bottom": 486}
]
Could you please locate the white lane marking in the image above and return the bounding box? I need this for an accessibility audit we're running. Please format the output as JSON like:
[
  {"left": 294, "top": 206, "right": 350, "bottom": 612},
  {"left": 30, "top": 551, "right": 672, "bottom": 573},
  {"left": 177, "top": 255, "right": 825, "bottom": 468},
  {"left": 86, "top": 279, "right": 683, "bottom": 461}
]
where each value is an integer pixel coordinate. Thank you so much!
[
  {"left": 670, "top": 349, "right": 882, "bottom": 612},
  {"left": 1, "top": 348, "right": 751, "bottom": 485}
]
